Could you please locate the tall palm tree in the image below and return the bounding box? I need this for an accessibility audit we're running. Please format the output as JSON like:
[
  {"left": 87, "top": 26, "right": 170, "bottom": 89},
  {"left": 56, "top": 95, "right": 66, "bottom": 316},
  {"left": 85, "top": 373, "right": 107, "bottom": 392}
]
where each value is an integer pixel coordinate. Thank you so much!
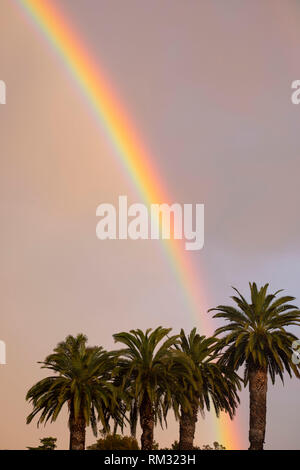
[
  {"left": 26, "top": 334, "right": 118, "bottom": 450},
  {"left": 174, "top": 329, "right": 241, "bottom": 450},
  {"left": 113, "top": 327, "right": 186, "bottom": 450},
  {"left": 209, "top": 283, "right": 300, "bottom": 450}
]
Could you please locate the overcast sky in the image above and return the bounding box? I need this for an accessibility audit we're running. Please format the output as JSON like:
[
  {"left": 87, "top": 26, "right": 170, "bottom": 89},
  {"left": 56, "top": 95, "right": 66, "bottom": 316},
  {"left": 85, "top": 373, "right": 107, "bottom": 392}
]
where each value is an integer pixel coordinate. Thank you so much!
[{"left": 1, "top": 0, "right": 300, "bottom": 449}]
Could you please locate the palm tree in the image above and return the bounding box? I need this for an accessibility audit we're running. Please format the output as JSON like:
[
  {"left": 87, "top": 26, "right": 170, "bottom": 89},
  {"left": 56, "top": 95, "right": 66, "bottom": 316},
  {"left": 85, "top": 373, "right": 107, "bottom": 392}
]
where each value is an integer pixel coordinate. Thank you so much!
[
  {"left": 209, "top": 283, "right": 300, "bottom": 450},
  {"left": 174, "top": 329, "right": 241, "bottom": 450},
  {"left": 113, "top": 327, "right": 185, "bottom": 450},
  {"left": 26, "top": 334, "right": 118, "bottom": 450}
]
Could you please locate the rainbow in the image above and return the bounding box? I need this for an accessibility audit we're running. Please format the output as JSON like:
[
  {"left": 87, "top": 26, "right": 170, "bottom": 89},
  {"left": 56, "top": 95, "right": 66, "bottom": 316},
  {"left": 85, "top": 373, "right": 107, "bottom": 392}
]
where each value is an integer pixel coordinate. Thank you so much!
[{"left": 15, "top": 0, "right": 242, "bottom": 449}]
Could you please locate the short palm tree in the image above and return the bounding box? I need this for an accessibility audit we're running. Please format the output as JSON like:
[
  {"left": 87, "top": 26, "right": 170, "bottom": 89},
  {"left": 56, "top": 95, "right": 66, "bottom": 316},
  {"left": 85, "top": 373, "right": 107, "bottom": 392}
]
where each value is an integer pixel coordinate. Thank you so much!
[
  {"left": 174, "top": 329, "right": 241, "bottom": 450},
  {"left": 26, "top": 334, "right": 118, "bottom": 450},
  {"left": 209, "top": 283, "right": 300, "bottom": 450},
  {"left": 113, "top": 327, "right": 186, "bottom": 450}
]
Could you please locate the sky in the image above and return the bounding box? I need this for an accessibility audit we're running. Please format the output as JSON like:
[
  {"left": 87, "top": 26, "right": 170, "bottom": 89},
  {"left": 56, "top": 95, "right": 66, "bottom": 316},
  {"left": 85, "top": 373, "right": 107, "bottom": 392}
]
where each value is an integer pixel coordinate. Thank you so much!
[{"left": 1, "top": 0, "right": 300, "bottom": 449}]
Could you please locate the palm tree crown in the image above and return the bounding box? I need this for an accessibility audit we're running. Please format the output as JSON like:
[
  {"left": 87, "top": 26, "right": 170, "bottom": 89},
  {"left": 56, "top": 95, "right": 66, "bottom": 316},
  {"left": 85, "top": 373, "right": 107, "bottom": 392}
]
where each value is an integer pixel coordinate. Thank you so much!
[
  {"left": 177, "top": 328, "right": 241, "bottom": 416},
  {"left": 210, "top": 283, "right": 300, "bottom": 383},
  {"left": 209, "top": 283, "right": 300, "bottom": 449},
  {"left": 26, "top": 334, "right": 117, "bottom": 449},
  {"left": 173, "top": 329, "right": 241, "bottom": 450},
  {"left": 113, "top": 327, "right": 186, "bottom": 449}
]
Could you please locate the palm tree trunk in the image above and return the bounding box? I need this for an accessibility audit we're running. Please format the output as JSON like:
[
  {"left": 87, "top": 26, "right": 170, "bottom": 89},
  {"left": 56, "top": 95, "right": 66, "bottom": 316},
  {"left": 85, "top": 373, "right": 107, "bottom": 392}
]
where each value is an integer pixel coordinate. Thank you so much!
[
  {"left": 248, "top": 364, "right": 268, "bottom": 450},
  {"left": 130, "top": 400, "right": 138, "bottom": 438},
  {"left": 69, "top": 411, "right": 86, "bottom": 450},
  {"left": 140, "top": 394, "right": 154, "bottom": 450},
  {"left": 179, "top": 404, "right": 198, "bottom": 450}
]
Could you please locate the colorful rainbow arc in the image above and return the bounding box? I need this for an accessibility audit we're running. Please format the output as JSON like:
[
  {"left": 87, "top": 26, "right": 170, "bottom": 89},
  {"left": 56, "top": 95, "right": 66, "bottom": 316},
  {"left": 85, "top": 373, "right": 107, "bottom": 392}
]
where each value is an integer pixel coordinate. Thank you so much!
[{"left": 16, "top": 0, "right": 242, "bottom": 449}]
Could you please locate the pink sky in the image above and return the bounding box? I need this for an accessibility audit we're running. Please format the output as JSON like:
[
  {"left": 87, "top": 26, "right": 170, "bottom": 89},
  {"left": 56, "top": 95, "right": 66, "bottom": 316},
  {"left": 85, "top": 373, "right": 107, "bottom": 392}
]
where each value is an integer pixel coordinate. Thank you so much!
[{"left": 1, "top": 0, "right": 300, "bottom": 449}]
